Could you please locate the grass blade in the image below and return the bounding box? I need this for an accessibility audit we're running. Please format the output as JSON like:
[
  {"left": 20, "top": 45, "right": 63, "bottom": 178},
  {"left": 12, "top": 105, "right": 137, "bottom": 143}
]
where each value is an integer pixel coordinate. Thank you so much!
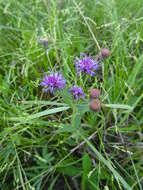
[
  {"left": 28, "top": 107, "right": 70, "bottom": 120},
  {"left": 103, "top": 104, "right": 133, "bottom": 110},
  {"left": 8, "top": 107, "right": 70, "bottom": 122},
  {"left": 80, "top": 133, "right": 132, "bottom": 190}
]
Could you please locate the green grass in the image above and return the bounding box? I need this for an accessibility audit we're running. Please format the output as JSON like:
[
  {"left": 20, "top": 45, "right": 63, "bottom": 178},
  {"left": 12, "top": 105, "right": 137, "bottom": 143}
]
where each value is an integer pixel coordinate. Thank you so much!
[{"left": 0, "top": 0, "right": 143, "bottom": 189}]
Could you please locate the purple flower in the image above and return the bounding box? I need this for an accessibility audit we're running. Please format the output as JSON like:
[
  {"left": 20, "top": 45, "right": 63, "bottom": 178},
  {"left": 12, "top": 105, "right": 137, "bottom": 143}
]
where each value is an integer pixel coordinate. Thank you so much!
[
  {"left": 75, "top": 55, "right": 99, "bottom": 76},
  {"left": 40, "top": 72, "right": 66, "bottom": 94},
  {"left": 69, "top": 85, "right": 85, "bottom": 101}
]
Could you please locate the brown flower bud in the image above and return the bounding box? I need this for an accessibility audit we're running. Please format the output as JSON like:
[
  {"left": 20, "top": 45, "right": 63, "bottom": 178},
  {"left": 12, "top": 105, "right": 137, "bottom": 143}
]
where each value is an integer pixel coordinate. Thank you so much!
[
  {"left": 100, "top": 48, "right": 110, "bottom": 58},
  {"left": 89, "top": 99, "right": 101, "bottom": 112},
  {"left": 90, "top": 88, "right": 101, "bottom": 99}
]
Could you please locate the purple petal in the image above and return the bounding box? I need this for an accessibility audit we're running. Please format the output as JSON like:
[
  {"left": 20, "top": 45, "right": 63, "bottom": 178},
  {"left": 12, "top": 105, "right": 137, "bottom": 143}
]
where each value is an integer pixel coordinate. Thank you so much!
[
  {"left": 74, "top": 55, "right": 99, "bottom": 76},
  {"left": 40, "top": 72, "right": 66, "bottom": 94},
  {"left": 69, "top": 85, "right": 85, "bottom": 101}
]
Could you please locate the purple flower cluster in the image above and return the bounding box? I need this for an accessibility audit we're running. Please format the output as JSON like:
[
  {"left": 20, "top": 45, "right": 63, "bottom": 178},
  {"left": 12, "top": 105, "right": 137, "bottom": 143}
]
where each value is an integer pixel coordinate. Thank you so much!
[
  {"left": 40, "top": 54, "right": 100, "bottom": 101},
  {"left": 40, "top": 72, "right": 66, "bottom": 94},
  {"left": 75, "top": 55, "right": 99, "bottom": 76},
  {"left": 69, "top": 85, "right": 85, "bottom": 101}
]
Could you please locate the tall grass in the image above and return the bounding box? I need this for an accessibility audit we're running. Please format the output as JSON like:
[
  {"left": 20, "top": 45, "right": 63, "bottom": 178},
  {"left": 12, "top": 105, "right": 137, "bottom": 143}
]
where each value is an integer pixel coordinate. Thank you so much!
[{"left": 0, "top": 0, "right": 143, "bottom": 189}]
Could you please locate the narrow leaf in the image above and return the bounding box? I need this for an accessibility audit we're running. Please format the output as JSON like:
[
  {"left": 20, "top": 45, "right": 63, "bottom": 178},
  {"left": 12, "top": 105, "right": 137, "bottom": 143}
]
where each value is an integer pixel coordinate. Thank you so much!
[
  {"left": 103, "top": 104, "right": 133, "bottom": 110},
  {"left": 80, "top": 134, "right": 132, "bottom": 190}
]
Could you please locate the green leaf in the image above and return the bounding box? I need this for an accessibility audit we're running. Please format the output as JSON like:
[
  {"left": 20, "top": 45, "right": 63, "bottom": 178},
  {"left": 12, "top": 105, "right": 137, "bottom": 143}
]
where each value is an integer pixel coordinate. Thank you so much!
[
  {"left": 8, "top": 106, "right": 70, "bottom": 122},
  {"left": 60, "top": 88, "right": 73, "bottom": 107},
  {"left": 128, "top": 55, "right": 143, "bottom": 87},
  {"left": 103, "top": 104, "right": 133, "bottom": 110},
  {"left": 72, "top": 102, "right": 89, "bottom": 128},
  {"left": 78, "top": 102, "right": 89, "bottom": 115},
  {"left": 48, "top": 175, "right": 59, "bottom": 190},
  {"left": 82, "top": 153, "right": 92, "bottom": 190},
  {"left": 57, "top": 124, "right": 76, "bottom": 133},
  {"left": 80, "top": 133, "right": 132, "bottom": 190},
  {"left": 72, "top": 110, "right": 82, "bottom": 128},
  {"left": 59, "top": 165, "right": 82, "bottom": 177},
  {"left": 21, "top": 100, "right": 68, "bottom": 106},
  {"left": 28, "top": 107, "right": 70, "bottom": 120}
]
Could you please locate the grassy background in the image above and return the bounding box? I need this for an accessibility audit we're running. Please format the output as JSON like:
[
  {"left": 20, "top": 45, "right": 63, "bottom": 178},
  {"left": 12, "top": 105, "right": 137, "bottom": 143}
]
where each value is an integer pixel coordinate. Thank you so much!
[{"left": 0, "top": 0, "right": 143, "bottom": 189}]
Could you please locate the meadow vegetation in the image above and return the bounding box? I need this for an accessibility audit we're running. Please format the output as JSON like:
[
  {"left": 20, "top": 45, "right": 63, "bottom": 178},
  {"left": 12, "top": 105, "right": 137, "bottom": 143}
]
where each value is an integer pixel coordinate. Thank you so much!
[{"left": 0, "top": 0, "right": 143, "bottom": 189}]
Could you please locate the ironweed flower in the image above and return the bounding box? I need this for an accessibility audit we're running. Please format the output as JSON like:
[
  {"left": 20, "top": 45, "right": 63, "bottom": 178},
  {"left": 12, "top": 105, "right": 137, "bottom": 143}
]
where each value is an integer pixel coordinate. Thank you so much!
[
  {"left": 40, "top": 72, "right": 66, "bottom": 94},
  {"left": 75, "top": 55, "right": 99, "bottom": 76},
  {"left": 69, "top": 85, "right": 85, "bottom": 101}
]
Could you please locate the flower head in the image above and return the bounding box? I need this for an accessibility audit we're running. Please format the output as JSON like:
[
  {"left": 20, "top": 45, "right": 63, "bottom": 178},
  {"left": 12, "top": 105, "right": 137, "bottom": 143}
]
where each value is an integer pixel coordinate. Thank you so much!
[
  {"left": 40, "top": 72, "right": 66, "bottom": 94},
  {"left": 75, "top": 55, "right": 99, "bottom": 76},
  {"left": 69, "top": 85, "right": 85, "bottom": 101}
]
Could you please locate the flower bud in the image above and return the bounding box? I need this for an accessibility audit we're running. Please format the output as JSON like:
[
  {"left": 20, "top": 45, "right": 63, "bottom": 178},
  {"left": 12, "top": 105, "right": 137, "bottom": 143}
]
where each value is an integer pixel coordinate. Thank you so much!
[
  {"left": 90, "top": 88, "right": 101, "bottom": 99},
  {"left": 89, "top": 99, "right": 101, "bottom": 112},
  {"left": 100, "top": 48, "right": 110, "bottom": 58}
]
